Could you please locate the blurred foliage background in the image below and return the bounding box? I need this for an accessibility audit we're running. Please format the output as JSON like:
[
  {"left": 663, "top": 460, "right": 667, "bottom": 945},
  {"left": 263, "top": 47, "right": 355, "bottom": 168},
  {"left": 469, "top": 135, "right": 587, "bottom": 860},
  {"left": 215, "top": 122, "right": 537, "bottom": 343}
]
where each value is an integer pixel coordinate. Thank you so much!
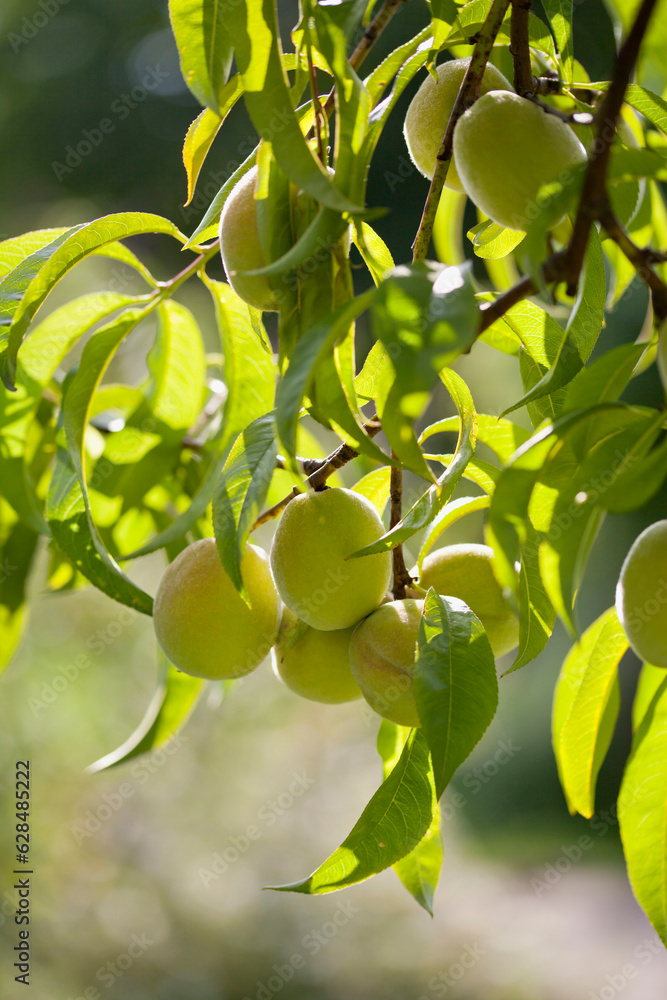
[{"left": 1, "top": 0, "right": 667, "bottom": 997}]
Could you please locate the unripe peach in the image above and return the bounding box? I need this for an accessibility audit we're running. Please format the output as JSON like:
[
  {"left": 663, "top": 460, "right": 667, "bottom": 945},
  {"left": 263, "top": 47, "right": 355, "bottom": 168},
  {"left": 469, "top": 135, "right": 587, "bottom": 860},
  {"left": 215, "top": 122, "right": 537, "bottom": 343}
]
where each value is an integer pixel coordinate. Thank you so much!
[
  {"left": 270, "top": 488, "right": 392, "bottom": 631},
  {"left": 272, "top": 608, "right": 361, "bottom": 703},
  {"left": 349, "top": 599, "right": 423, "bottom": 727},
  {"left": 415, "top": 544, "right": 519, "bottom": 657},
  {"left": 453, "top": 90, "right": 587, "bottom": 230},
  {"left": 404, "top": 58, "right": 512, "bottom": 188},
  {"left": 153, "top": 538, "right": 281, "bottom": 679},
  {"left": 616, "top": 520, "right": 667, "bottom": 668},
  {"left": 218, "top": 165, "right": 279, "bottom": 312}
]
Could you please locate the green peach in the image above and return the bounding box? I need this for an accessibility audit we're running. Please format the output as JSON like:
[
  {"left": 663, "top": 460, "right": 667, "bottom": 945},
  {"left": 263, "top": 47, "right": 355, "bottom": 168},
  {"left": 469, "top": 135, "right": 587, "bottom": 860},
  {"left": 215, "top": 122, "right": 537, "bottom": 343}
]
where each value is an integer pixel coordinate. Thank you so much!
[
  {"left": 404, "top": 58, "right": 512, "bottom": 189},
  {"left": 272, "top": 608, "right": 361, "bottom": 703},
  {"left": 415, "top": 543, "right": 519, "bottom": 658},
  {"left": 349, "top": 599, "right": 423, "bottom": 727},
  {"left": 453, "top": 90, "right": 587, "bottom": 230},
  {"left": 270, "top": 487, "right": 392, "bottom": 631},
  {"left": 616, "top": 520, "right": 667, "bottom": 668},
  {"left": 218, "top": 165, "right": 279, "bottom": 312},
  {"left": 153, "top": 538, "right": 281, "bottom": 680}
]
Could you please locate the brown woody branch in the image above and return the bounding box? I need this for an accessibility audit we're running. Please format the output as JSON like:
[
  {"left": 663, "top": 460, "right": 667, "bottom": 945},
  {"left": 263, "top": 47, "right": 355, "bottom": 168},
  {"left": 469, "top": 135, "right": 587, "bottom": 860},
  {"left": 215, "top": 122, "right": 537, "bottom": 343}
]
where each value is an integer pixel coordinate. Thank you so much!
[
  {"left": 563, "top": 0, "right": 661, "bottom": 290},
  {"left": 253, "top": 417, "right": 383, "bottom": 528},
  {"left": 510, "top": 0, "right": 534, "bottom": 95},
  {"left": 600, "top": 205, "right": 667, "bottom": 321},
  {"left": 390, "top": 453, "right": 412, "bottom": 600}
]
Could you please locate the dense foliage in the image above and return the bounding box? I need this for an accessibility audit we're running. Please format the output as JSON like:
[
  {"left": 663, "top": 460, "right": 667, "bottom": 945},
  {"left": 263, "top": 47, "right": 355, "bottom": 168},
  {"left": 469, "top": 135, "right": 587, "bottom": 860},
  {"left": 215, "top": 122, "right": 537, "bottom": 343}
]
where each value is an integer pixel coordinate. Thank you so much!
[{"left": 2, "top": 0, "right": 667, "bottom": 936}]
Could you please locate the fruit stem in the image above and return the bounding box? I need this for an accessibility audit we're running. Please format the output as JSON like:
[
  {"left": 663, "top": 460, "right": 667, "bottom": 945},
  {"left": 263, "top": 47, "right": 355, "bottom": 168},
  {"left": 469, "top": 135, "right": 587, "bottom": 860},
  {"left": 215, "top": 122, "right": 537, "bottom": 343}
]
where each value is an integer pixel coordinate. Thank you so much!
[
  {"left": 411, "top": 0, "right": 511, "bottom": 263},
  {"left": 390, "top": 453, "right": 412, "bottom": 600},
  {"left": 509, "top": 0, "right": 534, "bottom": 96},
  {"left": 252, "top": 416, "right": 383, "bottom": 528}
]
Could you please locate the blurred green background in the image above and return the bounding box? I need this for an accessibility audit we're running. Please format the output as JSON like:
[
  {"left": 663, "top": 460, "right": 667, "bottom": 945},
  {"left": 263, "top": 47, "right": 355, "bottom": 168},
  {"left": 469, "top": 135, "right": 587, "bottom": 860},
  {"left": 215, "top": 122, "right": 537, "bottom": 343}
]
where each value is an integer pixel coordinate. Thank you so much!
[{"left": 2, "top": 0, "right": 667, "bottom": 997}]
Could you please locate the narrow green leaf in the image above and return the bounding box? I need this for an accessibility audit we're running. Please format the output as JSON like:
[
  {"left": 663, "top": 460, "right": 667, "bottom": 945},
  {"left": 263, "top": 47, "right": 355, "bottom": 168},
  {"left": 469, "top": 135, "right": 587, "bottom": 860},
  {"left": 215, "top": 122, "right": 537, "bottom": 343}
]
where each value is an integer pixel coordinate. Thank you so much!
[
  {"left": 275, "top": 289, "right": 378, "bottom": 461},
  {"left": 268, "top": 729, "right": 436, "bottom": 894},
  {"left": 351, "top": 368, "right": 477, "bottom": 556},
  {"left": 420, "top": 413, "right": 529, "bottom": 465},
  {"left": 202, "top": 277, "right": 276, "bottom": 453},
  {"left": 127, "top": 279, "right": 276, "bottom": 560},
  {"left": 1, "top": 292, "right": 135, "bottom": 530},
  {"left": 149, "top": 301, "right": 207, "bottom": 433},
  {"left": 352, "top": 221, "right": 394, "bottom": 285},
  {"left": 506, "top": 525, "right": 556, "bottom": 675},
  {"left": 417, "top": 496, "right": 490, "bottom": 569},
  {"left": 486, "top": 405, "right": 624, "bottom": 602},
  {"left": 0, "top": 506, "right": 39, "bottom": 674},
  {"left": 542, "top": 0, "right": 574, "bottom": 83},
  {"left": 564, "top": 342, "right": 646, "bottom": 411},
  {"left": 504, "top": 229, "right": 606, "bottom": 416},
  {"left": 2, "top": 213, "right": 185, "bottom": 386},
  {"left": 213, "top": 412, "right": 277, "bottom": 598},
  {"left": 632, "top": 663, "right": 667, "bottom": 733},
  {"left": 392, "top": 807, "right": 443, "bottom": 916},
  {"left": 538, "top": 408, "right": 663, "bottom": 633},
  {"left": 169, "top": 0, "right": 234, "bottom": 113},
  {"left": 351, "top": 467, "right": 391, "bottom": 516},
  {"left": 377, "top": 720, "right": 443, "bottom": 916},
  {"left": 369, "top": 262, "right": 478, "bottom": 482},
  {"left": 433, "top": 188, "right": 466, "bottom": 266},
  {"left": 184, "top": 147, "right": 259, "bottom": 248},
  {"left": 467, "top": 219, "right": 525, "bottom": 260},
  {"left": 87, "top": 653, "right": 205, "bottom": 773},
  {"left": 225, "top": 0, "right": 362, "bottom": 214},
  {"left": 553, "top": 607, "right": 627, "bottom": 817},
  {"left": 46, "top": 448, "right": 153, "bottom": 614},
  {"left": 415, "top": 590, "right": 499, "bottom": 799},
  {"left": 619, "top": 673, "right": 667, "bottom": 945}
]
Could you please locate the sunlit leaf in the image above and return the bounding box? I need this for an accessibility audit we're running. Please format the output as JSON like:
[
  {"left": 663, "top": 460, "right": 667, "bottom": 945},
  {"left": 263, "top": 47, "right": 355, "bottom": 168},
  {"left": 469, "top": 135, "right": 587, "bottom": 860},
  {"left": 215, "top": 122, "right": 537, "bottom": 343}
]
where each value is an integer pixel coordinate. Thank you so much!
[
  {"left": 553, "top": 607, "right": 627, "bottom": 817},
  {"left": 269, "top": 729, "right": 436, "bottom": 894}
]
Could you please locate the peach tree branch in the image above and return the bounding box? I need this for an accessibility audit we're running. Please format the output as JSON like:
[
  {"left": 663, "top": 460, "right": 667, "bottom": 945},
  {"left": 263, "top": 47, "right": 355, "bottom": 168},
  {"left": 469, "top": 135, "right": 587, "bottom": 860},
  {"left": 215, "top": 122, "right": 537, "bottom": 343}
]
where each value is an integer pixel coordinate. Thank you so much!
[
  {"left": 253, "top": 416, "right": 383, "bottom": 528},
  {"left": 509, "top": 0, "right": 534, "bottom": 95}
]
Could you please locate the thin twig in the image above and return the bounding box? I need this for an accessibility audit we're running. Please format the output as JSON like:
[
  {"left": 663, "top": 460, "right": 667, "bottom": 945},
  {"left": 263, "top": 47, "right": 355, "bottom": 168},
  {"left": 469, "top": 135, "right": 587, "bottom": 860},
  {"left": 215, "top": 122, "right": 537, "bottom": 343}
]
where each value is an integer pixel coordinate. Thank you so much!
[
  {"left": 600, "top": 205, "right": 667, "bottom": 321},
  {"left": 563, "top": 0, "right": 661, "bottom": 289},
  {"left": 412, "top": 0, "right": 511, "bottom": 262},
  {"left": 510, "top": 0, "right": 534, "bottom": 95},
  {"left": 253, "top": 418, "right": 383, "bottom": 528},
  {"left": 525, "top": 95, "right": 594, "bottom": 125},
  {"left": 389, "top": 453, "right": 412, "bottom": 600}
]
